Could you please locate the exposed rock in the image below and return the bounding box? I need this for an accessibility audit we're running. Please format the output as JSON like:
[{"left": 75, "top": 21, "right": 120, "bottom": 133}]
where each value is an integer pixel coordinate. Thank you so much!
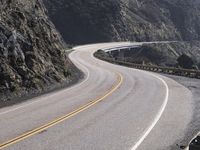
[
  {"left": 177, "top": 54, "right": 194, "bottom": 69},
  {"left": 0, "top": 0, "right": 81, "bottom": 105},
  {"left": 140, "top": 41, "right": 200, "bottom": 69}
]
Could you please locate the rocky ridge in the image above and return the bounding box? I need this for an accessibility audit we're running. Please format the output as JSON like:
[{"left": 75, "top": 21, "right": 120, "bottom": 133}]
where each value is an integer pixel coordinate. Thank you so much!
[{"left": 0, "top": 0, "right": 81, "bottom": 105}]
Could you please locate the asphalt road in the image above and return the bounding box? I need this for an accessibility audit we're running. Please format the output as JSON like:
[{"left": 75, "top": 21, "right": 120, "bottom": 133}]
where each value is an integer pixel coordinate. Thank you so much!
[{"left": 0, "top": 42, "right": 193, "bottom": 150}]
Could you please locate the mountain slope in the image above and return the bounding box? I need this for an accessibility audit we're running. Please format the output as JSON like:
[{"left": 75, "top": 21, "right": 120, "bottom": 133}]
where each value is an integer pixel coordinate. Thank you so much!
[
  {"left": 44, "top": 0, "right": 200, "bottom": 44},
  {"left": 44, "top": 0, "right": 121, "bottom": 44},
  {"left": 44, "top": 0, "right": 200, "bottom": 70},
  {"left": 0, "top": 0, "right": 81, "bottom": 105}
]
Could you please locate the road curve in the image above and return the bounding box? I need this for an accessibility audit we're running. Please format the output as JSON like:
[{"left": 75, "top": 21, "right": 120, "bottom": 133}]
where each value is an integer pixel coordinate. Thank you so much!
[{"left": 0, "top": 42, "right": 193, "bottom": 150}]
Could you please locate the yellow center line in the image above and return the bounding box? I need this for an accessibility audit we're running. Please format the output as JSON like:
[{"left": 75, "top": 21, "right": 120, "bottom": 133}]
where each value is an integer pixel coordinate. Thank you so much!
[{"left": 0, "top": 72, "right": 123, "bottom": 149}]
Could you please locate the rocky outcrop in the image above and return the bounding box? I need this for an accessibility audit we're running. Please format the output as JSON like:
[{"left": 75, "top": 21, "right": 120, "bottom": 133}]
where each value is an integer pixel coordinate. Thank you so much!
[
  {"left": 0, "top": 0, "right": 81, "bottom": 105},
  {"left": 141, "top": 41, "right": 200, "bottom": 69},
  {"left": 177, "top": 54, "right": 194, "bottom": 69},
  {"left": 44, "top": 0, "right": 200, "bottom": 44}
]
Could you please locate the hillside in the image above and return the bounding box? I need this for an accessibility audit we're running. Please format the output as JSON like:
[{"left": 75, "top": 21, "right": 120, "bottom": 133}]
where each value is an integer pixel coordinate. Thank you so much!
[
  {"left": 1, "top": 0, "right": 200, "bottom": 104},
  {"left": 100, "top": 42, "right": 200, "bottom": 70},
  {"left": 0, "top": 0, "right": 81, "bottom": 105},
  {"left": 44, "top": 0, "right": 200, "bottom": 44},
  {"left": 44, "top": 0, "right": 200, "bottom": 70}
]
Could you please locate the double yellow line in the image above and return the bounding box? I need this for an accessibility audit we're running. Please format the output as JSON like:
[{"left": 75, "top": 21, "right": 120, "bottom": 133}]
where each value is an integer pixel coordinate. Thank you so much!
[{"left": 0, "top": 72, "right": 123, "bottom": 149}]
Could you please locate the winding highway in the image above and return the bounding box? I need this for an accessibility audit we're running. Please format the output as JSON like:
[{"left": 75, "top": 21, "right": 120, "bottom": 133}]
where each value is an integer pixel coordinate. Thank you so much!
[{"left": 0, "top": 42, "right": 193, "bottom": 150}]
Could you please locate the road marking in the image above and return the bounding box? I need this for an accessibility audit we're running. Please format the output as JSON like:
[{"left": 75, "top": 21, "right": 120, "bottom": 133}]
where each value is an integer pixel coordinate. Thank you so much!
[
  {"left": 92, "top": 47, "right": 169, "bottom": 149},
  {"left": 91, "top": 43, "right": 170, "bottom": 150},
  {"left": 0, "top": 72, "right": 123, "bottom": 150},
  {"left": 131, "top": 71, "right": 169, "bottom": 150},
  {"left": 91, "top": 44, "right": 170, "bottom": 150},
  {"left": 93, "top": 50, "right": 169, "bottom": 150},
  {"left": 0, "top": 51, "right": 90, "bottom": 116}
]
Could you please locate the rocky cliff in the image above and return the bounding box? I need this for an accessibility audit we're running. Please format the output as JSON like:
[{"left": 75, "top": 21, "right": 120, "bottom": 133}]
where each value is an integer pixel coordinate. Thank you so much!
[
  {"left": 44, "top": 0, "right": 200, "bottom": 44},
  {"left": 0, "top": 0, "right": 80, "bottom": 105}
]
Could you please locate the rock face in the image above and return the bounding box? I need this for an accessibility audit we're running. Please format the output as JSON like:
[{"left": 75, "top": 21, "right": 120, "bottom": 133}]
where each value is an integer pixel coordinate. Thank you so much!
[
  {"left": 44, "top": 0, "right": 200, "bottom": 44},
  {"left": 0, "top": 0, "right": 80, "bottom": 104},
  {"left": 177, "top": 54, "right": 194, "bottom": 69}
]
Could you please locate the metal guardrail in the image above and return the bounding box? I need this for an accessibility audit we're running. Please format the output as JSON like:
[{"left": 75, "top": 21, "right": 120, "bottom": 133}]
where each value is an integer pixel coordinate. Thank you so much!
[
  {"left": 102, "top": 45, "right": 139, "bottom": 52},
  {"left": 94, "top": 53, "right": 200, "bottom": 79}
]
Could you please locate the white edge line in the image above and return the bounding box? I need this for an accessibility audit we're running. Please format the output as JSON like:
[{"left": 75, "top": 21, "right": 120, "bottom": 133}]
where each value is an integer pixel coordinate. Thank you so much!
[
  {"left": 131, "top": 72, "right": 169, "bottom": 150},
  {"left": 0, "top": 50, "right": 90, "bottom": 116},
  {"left": 91, "top": 43, "right": 170, "bottom": 150},
  {"left": 93, "top": 48, "right": 170, "bottom": 149},
  {"left": 1, "top": 43, "right": 170, "bottom": 149}
]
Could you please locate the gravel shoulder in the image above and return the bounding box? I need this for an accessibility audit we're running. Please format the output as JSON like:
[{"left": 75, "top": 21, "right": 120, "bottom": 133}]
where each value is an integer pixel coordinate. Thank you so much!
[{"left": 164, "top": 74, "right": 200, "bottom": 149}]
